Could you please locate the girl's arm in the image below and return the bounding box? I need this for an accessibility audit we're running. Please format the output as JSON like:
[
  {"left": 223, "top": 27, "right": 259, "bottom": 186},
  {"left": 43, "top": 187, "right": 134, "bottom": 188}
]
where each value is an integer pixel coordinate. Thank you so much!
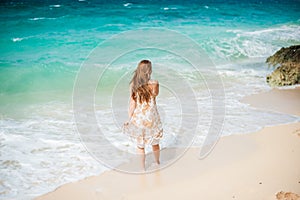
[
  {"left": 128, "top": 96, "right": 136, "bottom": 118},
  {"left": 128, "top": 84, "right": 136, "bottom": 118}
]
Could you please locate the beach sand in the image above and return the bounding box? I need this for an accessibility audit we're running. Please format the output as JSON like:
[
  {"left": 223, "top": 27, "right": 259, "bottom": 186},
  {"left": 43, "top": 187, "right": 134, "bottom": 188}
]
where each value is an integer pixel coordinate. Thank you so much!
[
  {"left": 36, "top": 88, "right": 300, "bottom": 200},
  {"left": 242, "top": 87, "right": 300, "bottom": 116}
]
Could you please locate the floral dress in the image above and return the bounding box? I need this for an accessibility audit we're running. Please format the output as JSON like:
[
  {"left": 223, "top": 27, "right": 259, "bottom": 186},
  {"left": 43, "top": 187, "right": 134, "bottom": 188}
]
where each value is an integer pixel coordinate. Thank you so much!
[{"left": 123, "top": 94, "right": 163, "bottom": 148}]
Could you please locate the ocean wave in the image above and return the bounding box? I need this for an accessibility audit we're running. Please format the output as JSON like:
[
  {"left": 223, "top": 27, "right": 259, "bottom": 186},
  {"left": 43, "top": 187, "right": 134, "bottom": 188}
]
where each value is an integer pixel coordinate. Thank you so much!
[
  {"left": 123, "top": 3, "right": 132, "bottom": 7},
  {"left": 122, "top": 3, "right": 146, "bottom": 9},
  {"left": 49, "top": 5, "right": 61, "bottom": 8},
  {"left": 11, "top": 35, "right": 37, "bottom": 42},
  {"left": 103, "top": 23, "right": 126, "bottom": 27},
  {"left": 11, "top": 38, "right": 24, "bottom": 42},
  {"left": 29, "top": 17, "right": 45, "bottom": 21},
  {"left": 241, "top": 25, "right": 300, "bottom": 37},
  {"left": 162, "top": 7, "right": 178, "bottom": 11},
  {"left": 0, "top": 103, "right": 108, "bottom": 199},
  {"left": 28, "top": 17, "right": 57, "bottom": 21},
  {"left": 203, "top": 24, "right": 300, "bottom": 61}
]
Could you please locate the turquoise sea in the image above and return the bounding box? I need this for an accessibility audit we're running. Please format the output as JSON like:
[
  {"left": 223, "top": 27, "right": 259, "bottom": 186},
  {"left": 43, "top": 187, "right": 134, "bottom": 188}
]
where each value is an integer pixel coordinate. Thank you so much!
[{"left": 1, "top": 0, "right": 300, "bottom": 199}]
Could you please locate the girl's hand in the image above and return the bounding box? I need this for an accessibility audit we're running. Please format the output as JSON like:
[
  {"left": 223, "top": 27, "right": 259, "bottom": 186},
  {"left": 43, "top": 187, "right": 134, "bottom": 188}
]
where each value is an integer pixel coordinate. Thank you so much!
[{"left": 122, "top": 121, "right": 129, "bottom": 134}]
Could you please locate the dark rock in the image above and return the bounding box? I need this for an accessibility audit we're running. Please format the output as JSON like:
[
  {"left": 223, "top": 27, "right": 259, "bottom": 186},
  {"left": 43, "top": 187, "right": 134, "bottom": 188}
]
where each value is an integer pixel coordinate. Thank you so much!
[
  {"left": 266, "top": 45, "right": 300, "bottom": 67},
  {"left": 266, "top": 45, "right": 300, "bottom": 87},
  {"left": 266, "top": 62, "right": 300, "bottom": 87}
]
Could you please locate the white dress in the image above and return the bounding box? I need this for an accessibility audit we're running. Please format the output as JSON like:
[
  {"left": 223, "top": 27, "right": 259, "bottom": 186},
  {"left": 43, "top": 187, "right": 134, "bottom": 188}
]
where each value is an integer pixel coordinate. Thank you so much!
[{"left": 123, "top": 93, "right": 163, "bottom": 148}]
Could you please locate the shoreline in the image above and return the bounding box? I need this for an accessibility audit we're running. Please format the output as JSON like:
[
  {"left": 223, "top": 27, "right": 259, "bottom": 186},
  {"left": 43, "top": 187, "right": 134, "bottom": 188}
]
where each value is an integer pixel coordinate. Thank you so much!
[
  {"left": 36, "top": 87, "right": 300, "bottom": 200},
  {"left": 241, "top": 87, "right": 300, "bottom": 116}
]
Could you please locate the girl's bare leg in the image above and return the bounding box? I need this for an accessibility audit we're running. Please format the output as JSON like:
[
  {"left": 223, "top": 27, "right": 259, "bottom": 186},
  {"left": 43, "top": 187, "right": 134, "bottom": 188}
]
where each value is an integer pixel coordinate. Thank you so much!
[
  {"left": 137, "top": 146, "right": 145, "bottom": 171},
  {"left": 152, "top": 144, "right": 160, "bottom": 164}
]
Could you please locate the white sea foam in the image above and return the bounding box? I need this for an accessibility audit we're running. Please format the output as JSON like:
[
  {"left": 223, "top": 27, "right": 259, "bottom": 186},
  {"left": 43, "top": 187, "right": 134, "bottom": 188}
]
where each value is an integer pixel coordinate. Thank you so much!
[
  {"left": 123, "top": 3, "right": 132, "bottom": 7},
  {"left": 12, "top": 38, "right": 23, "bottom": 42},
  {"left": 204, "top": 24, "right": 300, "bottom": 61},
  {"left": 49, "top": 5, "right": 61, "bottom": 8},
  {"left": 0, "top": 103, "right": 108, "bottom": 199},
  {"left": 242, "top": 25, "right": 300, "bottom": 37},
  {"left": 29, "top": 17, "right": 45, "bottom": 21},
  {"left": 162, "top": 7, "right": 178, "bottom": 10},
  {"left": 28, "top": 17, "right": 57, "bottom": 21},
  {"left": 226, "top": 29, "right": 243, "bottom": 33},
  {"left": 276, "top": 84, "right": 300, "bottom": 90},
  {"left": 103, "top": 23, "right": 126, "bottom": 27}
]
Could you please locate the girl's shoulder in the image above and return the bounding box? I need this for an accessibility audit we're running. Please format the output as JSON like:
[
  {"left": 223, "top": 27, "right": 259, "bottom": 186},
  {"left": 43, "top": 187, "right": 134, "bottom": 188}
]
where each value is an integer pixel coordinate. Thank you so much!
[
  {"left": 148, "top": 79, "right": 159, "bottom": 85},
  {"left": 148, "top": 80, "right": 159, "bottom": 96}
]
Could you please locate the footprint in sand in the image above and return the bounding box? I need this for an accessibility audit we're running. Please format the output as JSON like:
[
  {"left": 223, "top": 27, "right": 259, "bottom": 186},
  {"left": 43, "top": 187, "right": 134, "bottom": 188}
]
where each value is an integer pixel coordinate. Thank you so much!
[{"left": 292, "top": 129, "right": 300, "bottom": 137}]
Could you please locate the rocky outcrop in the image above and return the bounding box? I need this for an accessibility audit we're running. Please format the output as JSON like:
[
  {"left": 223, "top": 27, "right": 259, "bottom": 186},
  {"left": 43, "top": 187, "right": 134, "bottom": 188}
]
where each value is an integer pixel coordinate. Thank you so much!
[
  {"left": 266, "top": 62, "right": 300, "bottom": 86},
  {"left": 266, "top": 45, "right": 300, "bottom": 87}
]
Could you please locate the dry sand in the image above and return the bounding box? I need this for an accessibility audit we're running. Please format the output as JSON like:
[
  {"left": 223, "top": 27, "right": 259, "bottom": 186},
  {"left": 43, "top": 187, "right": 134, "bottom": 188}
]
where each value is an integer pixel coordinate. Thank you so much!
[{"left": 36, "top": 88, "right": 300, "bottom": 200}]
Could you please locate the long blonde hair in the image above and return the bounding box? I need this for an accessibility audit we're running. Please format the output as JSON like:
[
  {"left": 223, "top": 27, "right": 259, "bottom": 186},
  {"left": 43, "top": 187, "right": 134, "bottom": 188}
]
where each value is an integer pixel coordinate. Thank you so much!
[{"left": 130, "top": 60, "right": 152, "bottom": 103}]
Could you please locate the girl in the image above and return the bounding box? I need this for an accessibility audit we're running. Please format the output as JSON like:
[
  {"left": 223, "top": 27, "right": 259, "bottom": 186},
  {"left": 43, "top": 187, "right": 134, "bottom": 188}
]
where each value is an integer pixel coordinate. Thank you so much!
[{"left": 123, "top": 60, "right": 163, "bottom": 171}]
